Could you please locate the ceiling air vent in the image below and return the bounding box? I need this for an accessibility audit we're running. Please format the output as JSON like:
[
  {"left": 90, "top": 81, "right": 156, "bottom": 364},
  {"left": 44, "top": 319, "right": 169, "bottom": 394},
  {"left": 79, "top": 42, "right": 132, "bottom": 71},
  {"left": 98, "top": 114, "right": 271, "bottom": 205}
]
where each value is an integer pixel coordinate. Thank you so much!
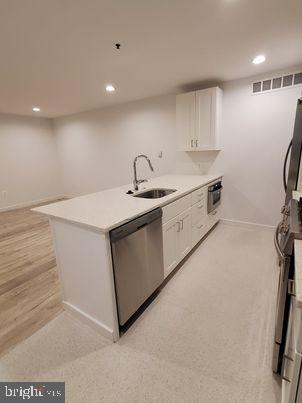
[
  {"left": 262, "top": 79, "right": 271, "bottom": 91},
  {"left": 294, "top": 73, "right": 302, "bottom": 85},
  {"left": 283, "top": 74, "right": 293, "bottom": 87},
  {"left": 272, "top": 77, "right": 282, "bottom": 89},
  {"left": 252, "top": 72, "right": 302, "bottom": 94}
]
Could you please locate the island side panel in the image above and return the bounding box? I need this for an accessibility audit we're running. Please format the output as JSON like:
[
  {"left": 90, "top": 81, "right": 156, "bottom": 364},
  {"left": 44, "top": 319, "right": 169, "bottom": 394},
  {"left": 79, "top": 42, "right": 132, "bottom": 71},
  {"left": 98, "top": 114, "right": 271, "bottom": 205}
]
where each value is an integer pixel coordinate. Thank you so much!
[{"left": 49, "top": 218, "right": 119, "bottom": 341}]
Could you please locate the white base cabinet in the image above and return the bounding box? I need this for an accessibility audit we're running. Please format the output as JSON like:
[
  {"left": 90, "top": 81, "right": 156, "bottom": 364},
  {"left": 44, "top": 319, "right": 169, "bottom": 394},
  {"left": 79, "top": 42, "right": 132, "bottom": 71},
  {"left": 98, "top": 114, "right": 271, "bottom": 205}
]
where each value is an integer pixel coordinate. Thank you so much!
[
  {"left": 162, "top": 208, "right": 192, "bottom": 278},
  {"left": 207, "top": 205, "right": 222, "bottom": 228},
  {"left": 178, "top": 208, "right": 192, "bottom": 260},
  {"left": 282, "top": 296, "right": 302, "bottom": 403},
  {"left": 162, "top": 216, "right": 181, "bottom": 277},
  {"left": 162, "top": 181, "right": 221, "bottom": 278}
]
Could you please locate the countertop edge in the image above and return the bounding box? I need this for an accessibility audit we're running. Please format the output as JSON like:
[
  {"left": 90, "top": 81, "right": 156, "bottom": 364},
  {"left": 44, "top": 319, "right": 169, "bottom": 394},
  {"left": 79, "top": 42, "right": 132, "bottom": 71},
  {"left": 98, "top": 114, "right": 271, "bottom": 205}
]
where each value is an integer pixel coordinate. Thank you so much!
[{"left": 33, "top": 174, "right": 223, "bottom": 233}]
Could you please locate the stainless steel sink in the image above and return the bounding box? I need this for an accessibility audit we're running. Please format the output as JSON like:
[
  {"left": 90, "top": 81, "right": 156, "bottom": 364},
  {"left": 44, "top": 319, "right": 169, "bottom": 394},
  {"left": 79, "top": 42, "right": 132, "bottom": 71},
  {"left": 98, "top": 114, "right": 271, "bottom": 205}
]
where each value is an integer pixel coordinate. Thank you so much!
[{"left": 133, "top": 188, "right": 177, "bottom": 199}]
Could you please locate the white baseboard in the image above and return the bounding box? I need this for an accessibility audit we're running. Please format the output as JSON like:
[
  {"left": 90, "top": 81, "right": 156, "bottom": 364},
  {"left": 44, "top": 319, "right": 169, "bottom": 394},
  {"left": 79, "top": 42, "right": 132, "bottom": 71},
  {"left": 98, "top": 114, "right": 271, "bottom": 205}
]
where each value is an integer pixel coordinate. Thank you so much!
[
  {"left": 62, "top": 301, "right": 116, "bottom": 342},
  {"left": 0, "top": 195, "right": 71, "bottom": 212},
  {"left": 220, "top": 218, "right": 275, "bottom": 231}
]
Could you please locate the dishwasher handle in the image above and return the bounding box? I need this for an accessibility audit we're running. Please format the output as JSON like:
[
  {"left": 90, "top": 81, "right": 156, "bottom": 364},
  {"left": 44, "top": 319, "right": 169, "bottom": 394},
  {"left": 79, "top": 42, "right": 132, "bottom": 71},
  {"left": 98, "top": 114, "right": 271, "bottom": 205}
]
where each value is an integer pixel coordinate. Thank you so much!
[{"left": 110, "top": 208, "right": 162, "bottom": 242}]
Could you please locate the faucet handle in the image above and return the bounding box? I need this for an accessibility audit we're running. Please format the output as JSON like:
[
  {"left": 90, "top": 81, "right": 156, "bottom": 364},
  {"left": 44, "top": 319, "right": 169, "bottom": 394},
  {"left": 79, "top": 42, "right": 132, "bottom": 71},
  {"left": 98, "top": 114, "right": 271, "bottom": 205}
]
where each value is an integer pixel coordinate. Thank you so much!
[
  {"left": 137, "top": 179, "right": 148, "bottom": 186},
  {"left": 133, "top": 179, "right": 148, "bottom": 191}
]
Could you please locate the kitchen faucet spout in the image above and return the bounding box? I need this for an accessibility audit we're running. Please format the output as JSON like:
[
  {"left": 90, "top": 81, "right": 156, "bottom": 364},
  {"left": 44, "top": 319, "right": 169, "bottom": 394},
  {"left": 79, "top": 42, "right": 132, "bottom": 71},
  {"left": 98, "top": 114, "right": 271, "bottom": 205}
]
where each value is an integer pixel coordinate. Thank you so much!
[{"left": 133, "top": 154, "right": 154, "bottom": 191}]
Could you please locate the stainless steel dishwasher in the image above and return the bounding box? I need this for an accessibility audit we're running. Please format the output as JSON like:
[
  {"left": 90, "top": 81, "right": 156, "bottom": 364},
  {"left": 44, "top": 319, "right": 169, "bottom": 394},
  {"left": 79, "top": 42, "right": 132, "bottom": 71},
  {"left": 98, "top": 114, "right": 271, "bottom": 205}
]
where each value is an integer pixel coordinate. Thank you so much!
[{"left": 110, "top": 208, "right": 164, "bottom": 326}]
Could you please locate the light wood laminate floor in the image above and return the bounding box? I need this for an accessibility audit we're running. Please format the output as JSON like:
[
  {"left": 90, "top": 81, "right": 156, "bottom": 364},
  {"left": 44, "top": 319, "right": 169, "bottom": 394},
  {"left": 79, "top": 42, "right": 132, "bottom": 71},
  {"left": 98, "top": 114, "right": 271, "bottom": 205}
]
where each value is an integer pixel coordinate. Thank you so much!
[{"left": 0, "top": 203, "right": 62, "bottom": 357}]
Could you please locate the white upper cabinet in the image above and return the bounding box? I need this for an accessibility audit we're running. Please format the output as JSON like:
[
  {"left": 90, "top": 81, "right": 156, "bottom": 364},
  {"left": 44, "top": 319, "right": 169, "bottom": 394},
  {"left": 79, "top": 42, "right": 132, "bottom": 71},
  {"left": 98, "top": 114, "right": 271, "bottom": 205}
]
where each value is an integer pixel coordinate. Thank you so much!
[
  {"left": 176, "top": 86, "right": 222, "bottom": 151},
  {"left": 176, "top": 91, "right": 196, "bottom": 150}
]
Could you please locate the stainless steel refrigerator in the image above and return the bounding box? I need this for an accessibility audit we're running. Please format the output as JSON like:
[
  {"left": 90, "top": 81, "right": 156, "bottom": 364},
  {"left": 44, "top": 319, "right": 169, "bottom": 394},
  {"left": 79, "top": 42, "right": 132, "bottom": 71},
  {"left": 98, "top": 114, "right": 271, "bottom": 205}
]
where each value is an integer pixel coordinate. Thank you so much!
[{"left": 273, "top": 97, "right": 302, "bottom": 374}]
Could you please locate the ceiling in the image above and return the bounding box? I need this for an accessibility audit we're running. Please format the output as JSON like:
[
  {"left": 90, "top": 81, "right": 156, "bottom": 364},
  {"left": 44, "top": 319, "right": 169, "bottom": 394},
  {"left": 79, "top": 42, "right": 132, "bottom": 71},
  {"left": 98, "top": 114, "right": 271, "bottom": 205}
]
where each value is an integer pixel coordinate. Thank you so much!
[{"left": 0, "top": 0, "right": 302, "bottom": 118}]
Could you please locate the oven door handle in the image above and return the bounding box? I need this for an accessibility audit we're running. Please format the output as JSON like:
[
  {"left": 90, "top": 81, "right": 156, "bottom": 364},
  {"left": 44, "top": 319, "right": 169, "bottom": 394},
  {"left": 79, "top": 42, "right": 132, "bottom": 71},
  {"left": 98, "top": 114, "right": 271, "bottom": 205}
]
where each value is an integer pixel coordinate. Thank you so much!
[
  {"left": 208, "top": 186, "right": 223, "bottom": 193},
  {"left": 274, "top": 222, "right": 286, "bottom": 263}
]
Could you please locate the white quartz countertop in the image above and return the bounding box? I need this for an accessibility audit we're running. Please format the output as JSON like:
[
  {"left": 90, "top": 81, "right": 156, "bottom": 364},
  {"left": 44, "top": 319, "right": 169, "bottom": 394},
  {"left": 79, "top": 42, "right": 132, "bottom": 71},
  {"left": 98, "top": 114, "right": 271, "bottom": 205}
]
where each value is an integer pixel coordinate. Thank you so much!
[
  {"left": 33, "top": 174, "right": 222, "bottom": 232},
  {"left": 293, "top": 190, "right": 302, "bottom": 201}
]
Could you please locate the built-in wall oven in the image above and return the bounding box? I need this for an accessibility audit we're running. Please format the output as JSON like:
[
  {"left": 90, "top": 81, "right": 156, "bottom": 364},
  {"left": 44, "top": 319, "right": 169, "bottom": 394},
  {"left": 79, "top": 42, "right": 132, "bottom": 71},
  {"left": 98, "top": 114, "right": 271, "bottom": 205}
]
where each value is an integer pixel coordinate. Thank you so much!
[{"left": 208, "top": 180, "right": 222, "bottom": 213}]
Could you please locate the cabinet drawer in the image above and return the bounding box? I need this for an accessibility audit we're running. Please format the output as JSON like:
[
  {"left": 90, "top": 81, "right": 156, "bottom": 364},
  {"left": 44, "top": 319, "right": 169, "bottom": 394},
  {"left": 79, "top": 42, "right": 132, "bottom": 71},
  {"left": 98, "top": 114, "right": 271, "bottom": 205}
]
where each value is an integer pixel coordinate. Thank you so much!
[
  {"left": 191, "top": 187, "right": 207, "bottom": 205},
  {"left": 282, "top": 297, "right": 302, "bottom": 402},
  {"left": 192, "top": 219, "right": 207, "bottom": 247},
  {"left": 208, "top": 205, "right": 221, "bottom": 224},
  {"left": 293, "top": 295, "right": 302, "bottom": 354},
  {"left": 162, "top": 194, "right": 191, "bottom": 224},
  {"left": 192, "top": 200, "right": 206, "bottom": 223}
]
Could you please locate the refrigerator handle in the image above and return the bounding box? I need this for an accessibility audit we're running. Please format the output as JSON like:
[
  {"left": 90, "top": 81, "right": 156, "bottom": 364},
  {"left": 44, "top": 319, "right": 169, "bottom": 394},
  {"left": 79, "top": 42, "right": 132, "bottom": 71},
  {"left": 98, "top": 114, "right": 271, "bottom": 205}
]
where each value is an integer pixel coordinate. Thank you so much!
[
  {"left": 283, "top": 139, "right": 293, "bottom": 192},
  {"left": 274, "top": 222, "right": 285, "bottom": 263}
]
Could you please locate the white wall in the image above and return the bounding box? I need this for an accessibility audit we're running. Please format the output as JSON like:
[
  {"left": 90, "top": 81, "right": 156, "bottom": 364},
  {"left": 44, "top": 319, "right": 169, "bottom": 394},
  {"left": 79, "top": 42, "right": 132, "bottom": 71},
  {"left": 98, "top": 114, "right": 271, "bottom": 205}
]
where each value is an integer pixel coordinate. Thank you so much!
[
  {"left": 0, "top": 114, "right": 62, "bottom": 210},
  {"left": 53, "top": 66, "right": 302, "bottom": 227},
  {"left": 211, "top": 72, "right": 302, "bottom": 227},
  {"left": 53, "top": 95, "right": 196, "bottom": 196}
]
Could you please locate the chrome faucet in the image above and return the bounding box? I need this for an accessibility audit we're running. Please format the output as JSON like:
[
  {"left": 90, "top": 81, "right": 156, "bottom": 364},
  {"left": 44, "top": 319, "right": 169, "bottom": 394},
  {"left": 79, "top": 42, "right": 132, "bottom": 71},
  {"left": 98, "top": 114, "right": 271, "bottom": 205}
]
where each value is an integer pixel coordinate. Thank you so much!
[{"left": 133, "top": 154, "right": 154, "bottom": 191}]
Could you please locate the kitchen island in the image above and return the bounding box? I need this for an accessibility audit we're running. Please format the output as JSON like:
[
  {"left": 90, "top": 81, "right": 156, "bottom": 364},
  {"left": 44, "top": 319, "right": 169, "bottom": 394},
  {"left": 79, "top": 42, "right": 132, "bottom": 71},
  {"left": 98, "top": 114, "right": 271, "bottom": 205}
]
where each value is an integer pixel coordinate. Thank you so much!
[{"left": 34, "top": 174, "right": 222, "bottom": 341}]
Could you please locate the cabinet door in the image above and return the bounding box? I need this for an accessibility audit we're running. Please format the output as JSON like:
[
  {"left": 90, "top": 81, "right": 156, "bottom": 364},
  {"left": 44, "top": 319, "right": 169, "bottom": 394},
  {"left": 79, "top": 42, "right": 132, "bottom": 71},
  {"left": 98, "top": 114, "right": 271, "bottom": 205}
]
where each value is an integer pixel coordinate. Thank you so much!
[
  {"left": 176, "top": 92, "right": 196, "bottom": 150},
  {"left": 195, "top": 88, "right": 213, "bottom": 149},
  {"left": 162, "top": 217, "right": 179, "bottom": 278},
  {"left": 195, "top": 87, "right": 222, "bottom": 150},
  {"left": 178, "top": 208, "right": 192, "bottom": 260}
]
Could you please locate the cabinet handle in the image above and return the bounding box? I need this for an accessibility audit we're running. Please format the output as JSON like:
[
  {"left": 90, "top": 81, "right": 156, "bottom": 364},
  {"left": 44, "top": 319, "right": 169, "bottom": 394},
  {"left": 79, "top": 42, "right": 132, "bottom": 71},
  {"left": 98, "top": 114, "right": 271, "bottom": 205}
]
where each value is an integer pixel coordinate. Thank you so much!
[
  {"left": 191, "top": 139, "right": 194, "bottom": 148},
  {"left": 197, "top": 204, "right": 204, "bottom": 209},
  {"left": 197, "top": 223, "right": 204, "bottom": 229},
  {"left": 212, "top": 211, "right": 217, "bottom": 215},
  {"left": 283, "top": 354, "right": 294, "bottom": 362},
  {"left": 195, "top": 139, "right": 198, "bottom": 148},
  {"left": 281, "top": 355, "right": 294, "bottom": 383},
  {"left": 180, "top": 219, "right": 184, "bottom": 230},
  {"left": 288, "top": 279, "right": 296, "bottom": 296},
  {"left": 177, "top": 221, "right": 181, "bottom": 232}
]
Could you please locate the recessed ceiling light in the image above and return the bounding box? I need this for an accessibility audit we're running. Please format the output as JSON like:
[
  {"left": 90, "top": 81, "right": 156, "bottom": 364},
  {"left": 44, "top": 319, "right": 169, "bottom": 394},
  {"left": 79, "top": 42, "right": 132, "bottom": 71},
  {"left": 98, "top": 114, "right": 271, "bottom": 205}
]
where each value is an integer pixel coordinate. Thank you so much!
[
  {"left": 105, "top": 84, "right": 115, "bottom": 92},
  {"left": 32, "top": 106, "right": 41, "bottom": 112},
  {"left": 252, "top": 55, "right": 266, "bottom": 65}
]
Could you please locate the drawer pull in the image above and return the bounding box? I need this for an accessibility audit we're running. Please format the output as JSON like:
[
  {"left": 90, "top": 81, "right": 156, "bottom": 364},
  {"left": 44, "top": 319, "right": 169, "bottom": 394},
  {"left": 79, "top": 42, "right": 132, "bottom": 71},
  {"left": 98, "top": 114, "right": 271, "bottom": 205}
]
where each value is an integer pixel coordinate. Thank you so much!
[
  {"left": 281, "top": 354, "right": 294, "bottom": 383},
  {"left": 197, "top": 204, "right": 204, "bottom": 209},
  {"left": 212, "top": 211, "right": 217, "bottom": 216},
  {"left": 197, "top": 223, "right": 204, "bottom": 229},
  {"left": 283, "top": 354, "right": 294, "bottom": 362},
  {"left": 288, "top": 279, "right": 296, "bottom": 297},
  {"left": 177, "top": 222, "right": 181, "bottom": 232}
]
